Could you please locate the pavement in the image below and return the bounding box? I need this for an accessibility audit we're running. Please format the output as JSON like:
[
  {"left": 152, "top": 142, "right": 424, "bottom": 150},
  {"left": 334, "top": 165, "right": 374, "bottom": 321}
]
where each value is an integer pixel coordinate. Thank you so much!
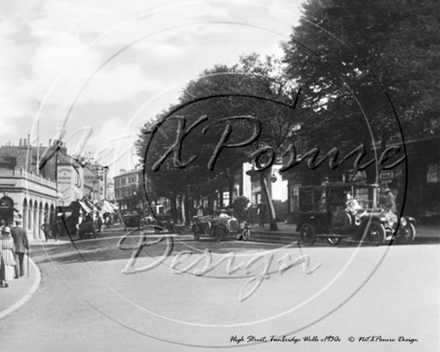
[
  {"left": 0, "top": 252, "right": 41, "bottom": 320},
  {"left": 0, "top": 231, "right": 438, "bottom": 351},
  {"left": 0, "top": 221, "right": 438, "bottom": 324}
]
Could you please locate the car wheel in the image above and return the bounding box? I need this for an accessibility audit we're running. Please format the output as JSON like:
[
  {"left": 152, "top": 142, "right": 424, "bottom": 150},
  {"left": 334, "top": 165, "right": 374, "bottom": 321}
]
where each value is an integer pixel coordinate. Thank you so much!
[
  {"left": 396, "top": 223, "right": 416, "bottom": 244},
  {"left": 367, "top": 222, "right": 386, "bottom": 246},
  {"left": 300, "top": 223, "right": 316, "bottom": 246},
  {"left": 214, "top": 227, "right": 223, "bottom": 242},
  {"left": 327, "top": 237, "right": 341, "bottom": 246}
]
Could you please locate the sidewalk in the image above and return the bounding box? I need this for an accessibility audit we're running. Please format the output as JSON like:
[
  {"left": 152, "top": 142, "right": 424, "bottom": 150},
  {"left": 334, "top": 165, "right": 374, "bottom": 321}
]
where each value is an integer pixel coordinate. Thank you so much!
[{"left": 0, "top": 253, "right": 41, "bottom": 320}]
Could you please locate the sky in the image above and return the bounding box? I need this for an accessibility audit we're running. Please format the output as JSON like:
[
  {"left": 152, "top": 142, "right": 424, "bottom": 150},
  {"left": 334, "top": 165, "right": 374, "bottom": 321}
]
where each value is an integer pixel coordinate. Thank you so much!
[{"left": 0, "top": 0, "right": 304, "bottom": 180}]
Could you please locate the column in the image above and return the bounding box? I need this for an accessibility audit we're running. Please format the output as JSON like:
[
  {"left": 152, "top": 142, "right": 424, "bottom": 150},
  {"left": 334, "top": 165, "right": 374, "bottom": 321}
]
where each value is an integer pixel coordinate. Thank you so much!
[
  {"left": 23, "top": 204, "right": 28, "bottom": 230},
  {"left": 33, "top": 204, "right": 38, "bottom": 239}
]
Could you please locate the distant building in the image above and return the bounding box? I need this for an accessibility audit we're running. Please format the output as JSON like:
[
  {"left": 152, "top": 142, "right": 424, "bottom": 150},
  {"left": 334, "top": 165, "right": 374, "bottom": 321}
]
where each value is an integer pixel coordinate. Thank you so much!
[
  {"left": 281, "top": 136, "right": 440, "bottom": 223},
  {"left": 0, "top": 137, "right": 87, "bottom": 239},
  {"left": 114, "top": 168, "right": 143, "bottom": 213},
  {"left": 82, "top": 161, "right": 109, "bottom": 203},
  {"left": 0, "top": 137, "right": 60, "bottom": 240},
  {"left": 106, "top": 179, "right": 115, "bottom": 201}
]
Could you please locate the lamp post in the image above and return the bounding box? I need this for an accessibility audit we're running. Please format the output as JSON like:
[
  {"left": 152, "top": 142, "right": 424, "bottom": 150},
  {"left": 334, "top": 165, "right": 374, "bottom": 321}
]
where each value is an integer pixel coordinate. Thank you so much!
[{"left": 102, "top": 166, "right": 109, "bottom": 200}]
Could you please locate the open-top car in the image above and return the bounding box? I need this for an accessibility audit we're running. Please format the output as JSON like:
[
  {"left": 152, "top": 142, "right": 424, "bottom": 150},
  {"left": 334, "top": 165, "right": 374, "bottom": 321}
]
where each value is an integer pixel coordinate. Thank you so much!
[
  {"left": 297, "top": 182, "right": 416, "bottom": 246},
  {"left": 192, "top": 210, "right": 250, "bottom": 242}
]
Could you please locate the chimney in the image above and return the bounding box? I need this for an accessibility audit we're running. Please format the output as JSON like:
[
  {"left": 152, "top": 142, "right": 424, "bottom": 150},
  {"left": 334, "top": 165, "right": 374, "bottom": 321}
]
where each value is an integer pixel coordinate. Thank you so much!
[
  {"left": 19, "top": 139, "right": 22, "bottom": 147},
  {"left": 120, "top": 169, "right": 126, "bottom": 174},
  {"left": 49, "top": 139, "right": 52, "bottom": 146}
]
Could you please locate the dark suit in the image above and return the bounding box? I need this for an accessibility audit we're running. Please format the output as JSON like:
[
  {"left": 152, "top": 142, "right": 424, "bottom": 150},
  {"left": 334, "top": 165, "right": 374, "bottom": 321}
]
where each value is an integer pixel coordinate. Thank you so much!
[{"left": 11, "top": 226, "right": 29, "bottom": 277}]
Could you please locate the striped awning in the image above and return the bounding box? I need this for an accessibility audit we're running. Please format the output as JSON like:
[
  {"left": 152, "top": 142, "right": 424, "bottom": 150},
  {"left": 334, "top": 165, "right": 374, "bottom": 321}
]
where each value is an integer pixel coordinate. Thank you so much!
[{"left": 78, "top": 200, "right": 92, "bottom": 214}]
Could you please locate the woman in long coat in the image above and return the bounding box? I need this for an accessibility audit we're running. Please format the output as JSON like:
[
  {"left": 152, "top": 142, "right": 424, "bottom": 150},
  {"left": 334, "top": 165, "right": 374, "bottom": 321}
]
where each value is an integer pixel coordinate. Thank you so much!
[{"left": 0, "top": 226, "right": 17, "bottom": 288}]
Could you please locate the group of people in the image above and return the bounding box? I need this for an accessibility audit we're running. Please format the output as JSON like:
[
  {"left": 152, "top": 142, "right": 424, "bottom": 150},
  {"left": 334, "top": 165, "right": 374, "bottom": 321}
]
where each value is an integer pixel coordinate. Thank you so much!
[
  {"left": 0, "top": 219, "right": 29, "bottom": 288},
  {"left": 40, "top": 217, "right": 62, "bottom": 242}
]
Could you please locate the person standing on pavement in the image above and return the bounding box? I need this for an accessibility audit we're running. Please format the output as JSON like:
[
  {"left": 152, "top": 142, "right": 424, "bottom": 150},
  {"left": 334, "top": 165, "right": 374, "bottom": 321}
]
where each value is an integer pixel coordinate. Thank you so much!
[
  {"left": 41, "top": 217, "right": 52, "bottom": 242},
  {"left": 0, "top": 226, "right": 17, "bottom": 288},
  {"left": 97, "top": 216, "right": 103, "bottom": 233},
  {"left": 52, "top": 218, "right": 61, "bottom": 241},
  {"left": 11, "top": 220, "right": 29, "bottom": 278},
  {"left": 257, "top": 201, "right": 267, "bottom": 228}
]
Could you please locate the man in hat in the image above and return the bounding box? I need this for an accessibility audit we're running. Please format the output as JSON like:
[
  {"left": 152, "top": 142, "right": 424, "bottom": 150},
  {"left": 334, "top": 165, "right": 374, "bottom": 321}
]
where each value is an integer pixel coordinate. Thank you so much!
[
  {"left": 41, "top": 217, "right": 52, "bottom": 241},
  {"left": 219, "top": 209, "right": 230, "bottom": 219},
  {"left": 11, "top": 220, "right": 29, "bottom": 278},
  {"left": 383, "top": 188, "right": 397, "bottom": 213},
  {"left": 257, "top": 201, "right": 267, "bottom": 227}
]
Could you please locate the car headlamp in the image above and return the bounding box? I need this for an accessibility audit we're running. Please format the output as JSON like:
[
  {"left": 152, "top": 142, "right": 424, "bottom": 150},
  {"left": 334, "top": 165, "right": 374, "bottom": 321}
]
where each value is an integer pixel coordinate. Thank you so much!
[{"left": 400, "top": 218, "right": 407, "bottom": 226}]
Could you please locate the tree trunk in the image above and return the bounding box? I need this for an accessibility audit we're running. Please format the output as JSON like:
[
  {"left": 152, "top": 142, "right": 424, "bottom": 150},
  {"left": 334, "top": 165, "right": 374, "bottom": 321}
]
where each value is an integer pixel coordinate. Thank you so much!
[
  {"left": 171, "top": 193, "right": 177, "bottom": 223},
  {"left": 229, "top": 182, "right": 234, "bottom": 208},
  {"left": 180, "top": 195, "right": 186, "bottom": 225},
  {"left": 184, "top": 194, "right": 192, "bottom": 226},
  {"left": 260, "top": 170, "right": 278, "bottom": 230}
]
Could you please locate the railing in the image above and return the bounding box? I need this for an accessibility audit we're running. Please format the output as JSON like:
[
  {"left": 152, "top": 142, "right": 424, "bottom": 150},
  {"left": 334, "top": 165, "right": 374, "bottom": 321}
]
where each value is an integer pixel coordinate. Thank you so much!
[{"left": 0, "top": 169, "right": 56, "bottom": 188}]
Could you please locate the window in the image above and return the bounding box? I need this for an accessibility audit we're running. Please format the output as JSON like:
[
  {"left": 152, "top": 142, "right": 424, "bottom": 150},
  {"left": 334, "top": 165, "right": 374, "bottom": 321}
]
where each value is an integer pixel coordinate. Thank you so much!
[
  {"left": 223, "top": 192, "right": 230, "bottom": 207},
  {"left": 427, "top": 163, "right": 439, "bottom": 183},
  {"left": 299, "top": 188, "right": 314, "bottom": 212}
]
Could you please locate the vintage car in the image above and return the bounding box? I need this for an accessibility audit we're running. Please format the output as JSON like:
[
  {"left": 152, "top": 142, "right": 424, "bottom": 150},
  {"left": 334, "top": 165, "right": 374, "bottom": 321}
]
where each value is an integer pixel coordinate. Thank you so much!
[
  {"left": 297, "top": 182, "right": 416, "bottom": 246},
  {"left": 78, "top": 219, "right": 96, "bottom": 239},
  {"left": 192, "top": 211, "right": 250, "bottom": 242},
  {"left": 122, "top": 212, "right": 142, "bottom": 229}
]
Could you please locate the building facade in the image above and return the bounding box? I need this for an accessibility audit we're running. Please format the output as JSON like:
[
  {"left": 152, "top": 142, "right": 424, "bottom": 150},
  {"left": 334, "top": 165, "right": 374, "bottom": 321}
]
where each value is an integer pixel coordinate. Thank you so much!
[
  {"left": 0, "top": 169, "right": 58, "bottom": 240},
  {"left": 114, "top": 169, "right": 143, "bottom": 213}
]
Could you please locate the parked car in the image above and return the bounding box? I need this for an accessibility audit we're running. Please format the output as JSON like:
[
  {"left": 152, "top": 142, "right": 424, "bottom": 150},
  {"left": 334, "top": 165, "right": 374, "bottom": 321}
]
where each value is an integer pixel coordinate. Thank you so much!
[
  {"left": 78, "top": 219, "right": 96, "bottom": 239},
  {"left": 297, "top": 182, "right": 416, "bottom": 246},
  {"left": 192, "top": 211, "right": 250, "bottom": 242},
  {"left": 122, "top": 213, "right": 142, "bottom": 229}
]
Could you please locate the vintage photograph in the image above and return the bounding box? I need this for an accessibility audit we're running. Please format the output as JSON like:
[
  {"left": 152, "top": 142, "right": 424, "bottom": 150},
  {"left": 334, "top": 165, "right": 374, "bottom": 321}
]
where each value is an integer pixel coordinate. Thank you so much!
[{"left": 0, "top": 1, "right": 439, "bottom": 351}]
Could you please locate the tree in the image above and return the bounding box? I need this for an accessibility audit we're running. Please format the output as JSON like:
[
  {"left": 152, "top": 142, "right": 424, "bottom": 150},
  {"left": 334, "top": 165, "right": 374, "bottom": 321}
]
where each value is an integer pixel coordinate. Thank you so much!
[
  {"left": 136, "top": 55, "right": 302, "bottom": 229},
  {"left": 232, "top": 196, "right": 250, "bottom": 222},
  {"left": 281, "top": 0, "right": 440, "bottom": 182}
]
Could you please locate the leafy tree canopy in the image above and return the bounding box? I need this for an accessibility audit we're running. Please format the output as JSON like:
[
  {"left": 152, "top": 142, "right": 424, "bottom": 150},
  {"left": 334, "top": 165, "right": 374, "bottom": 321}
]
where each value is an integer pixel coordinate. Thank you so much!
[{"left": 282, "top": 0, "right": 440, "bottom": 153}]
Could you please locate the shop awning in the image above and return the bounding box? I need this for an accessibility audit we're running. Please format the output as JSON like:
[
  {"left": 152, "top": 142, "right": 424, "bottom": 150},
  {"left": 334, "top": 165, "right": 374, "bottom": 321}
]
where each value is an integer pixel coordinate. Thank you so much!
[{"left": 78, "top": 200, "right": 92, "bottom": 214}]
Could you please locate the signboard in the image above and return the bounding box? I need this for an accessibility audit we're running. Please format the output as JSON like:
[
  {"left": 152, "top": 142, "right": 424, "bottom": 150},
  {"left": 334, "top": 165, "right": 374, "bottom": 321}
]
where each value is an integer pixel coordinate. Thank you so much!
[
  {"left": 57, "top": 165, "right": 84, "bottom": 205},
  {"left": 380, "top": 171, "right": 394, "bottom": 180}
]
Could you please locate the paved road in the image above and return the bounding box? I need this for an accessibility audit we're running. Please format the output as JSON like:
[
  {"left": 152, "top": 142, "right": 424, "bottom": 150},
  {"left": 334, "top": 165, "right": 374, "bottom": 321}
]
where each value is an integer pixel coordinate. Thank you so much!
[{"left": 0, "top": 228, "right": 438, "bottom": 352}]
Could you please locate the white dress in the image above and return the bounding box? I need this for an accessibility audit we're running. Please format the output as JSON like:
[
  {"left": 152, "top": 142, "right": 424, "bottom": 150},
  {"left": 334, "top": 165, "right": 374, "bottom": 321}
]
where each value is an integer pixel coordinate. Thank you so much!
[{"left": 0, "top": 236, "right": 16, "bottom": 281}]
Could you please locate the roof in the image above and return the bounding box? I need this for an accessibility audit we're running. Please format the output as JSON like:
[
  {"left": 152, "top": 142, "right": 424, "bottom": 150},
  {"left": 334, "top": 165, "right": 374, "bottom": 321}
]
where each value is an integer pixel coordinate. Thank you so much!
[{"left": 114, "top": 169, "right": 142, "bottom": 179}]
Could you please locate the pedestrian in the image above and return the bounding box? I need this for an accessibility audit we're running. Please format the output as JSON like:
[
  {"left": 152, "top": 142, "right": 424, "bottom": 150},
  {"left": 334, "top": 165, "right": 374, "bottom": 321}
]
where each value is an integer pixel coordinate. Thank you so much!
[
  {"left": 11, "top": 220, "right": 29, "bottom": 278},
  {"left": 52, "top": 219, "right": 62, "bottom": 241},
  {"left": 257, "top": 201, "right": 267, "bottom": 227},
  {"left": 97, "top": 216, "right": 103, "bottom": 233},
  {"left": 0, "top": 226, "right": 17, "bottom": 288},
  {"left": 246, "top": 204, "right": 254, "bottom": 225},
  {"left": 41, "top": 217, "right": 52, "bottom": 242},
  {"left": 219, "top": 209, "right": 230, "bottom": 219},
  {"left": 383, "top": 188, "right": 397, "bottom": 213}
]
